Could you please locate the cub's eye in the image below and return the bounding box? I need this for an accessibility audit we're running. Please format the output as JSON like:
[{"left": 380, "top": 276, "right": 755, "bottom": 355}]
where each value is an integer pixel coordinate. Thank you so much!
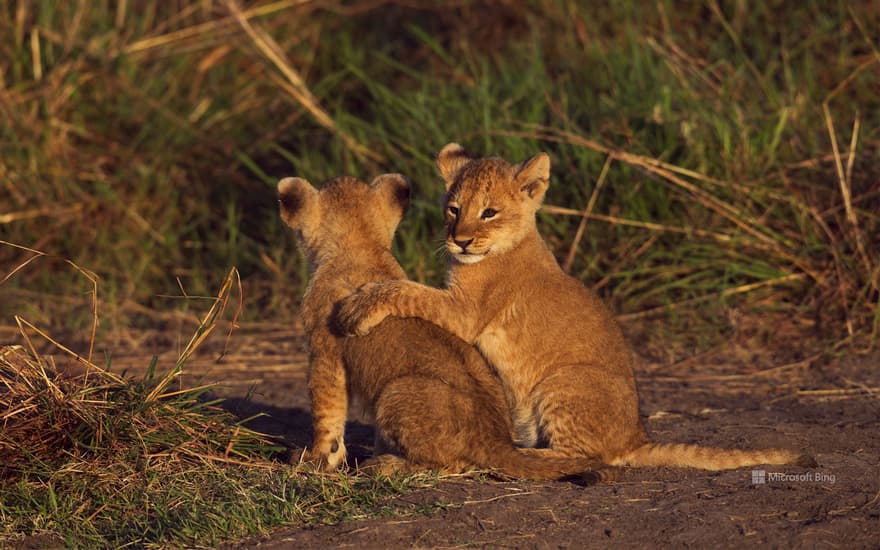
[
  {"left": 480, "top": 208, "right": 498, "bottom": 219},
  {"left": 447, "top": 205, "right": 460, "bottom": 216}
]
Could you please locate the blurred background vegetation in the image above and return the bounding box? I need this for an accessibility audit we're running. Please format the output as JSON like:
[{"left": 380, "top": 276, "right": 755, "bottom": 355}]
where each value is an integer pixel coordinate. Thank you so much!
[{"left": 1, "top": 0, "right": 878, "bottom": 349}]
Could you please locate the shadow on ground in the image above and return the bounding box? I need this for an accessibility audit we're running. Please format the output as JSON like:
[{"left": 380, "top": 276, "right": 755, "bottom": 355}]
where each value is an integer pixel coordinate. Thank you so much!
[{"left": 219, "top": 397, "right": 377, "bottom": 466}]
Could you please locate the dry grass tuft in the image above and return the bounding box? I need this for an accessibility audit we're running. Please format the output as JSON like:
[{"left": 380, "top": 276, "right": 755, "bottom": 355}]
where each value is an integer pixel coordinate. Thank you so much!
[
  {"left": 0, "top": 267, "right": 276, "bottom": 481},
  {"left": 0, "top": 260, "right": 432, "bottom": 547}
]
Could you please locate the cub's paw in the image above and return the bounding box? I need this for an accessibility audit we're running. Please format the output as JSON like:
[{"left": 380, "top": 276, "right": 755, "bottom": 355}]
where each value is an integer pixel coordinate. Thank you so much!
[
  {"left": 335, "top": 283, "right": 392, "bottom": 336},
  {"left": 300, "top": 438, "right": 347, "bottom": 472},
  {"left": 357, "top": 454, "right": 413, "bottom": 477}
]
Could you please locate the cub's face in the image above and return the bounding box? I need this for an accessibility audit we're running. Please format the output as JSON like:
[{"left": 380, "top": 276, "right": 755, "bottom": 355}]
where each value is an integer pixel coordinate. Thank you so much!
[
  {"left": 278, "top": 174, "right": 410, "bottom": 260},
  {"left": 436, "top": 144, "right": 550, "bottom": 265}
]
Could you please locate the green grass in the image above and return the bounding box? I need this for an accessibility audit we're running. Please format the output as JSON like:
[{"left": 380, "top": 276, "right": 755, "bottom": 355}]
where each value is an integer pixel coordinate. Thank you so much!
[{"left": 2, "top": 457, "right": 428, "bottom": 548}]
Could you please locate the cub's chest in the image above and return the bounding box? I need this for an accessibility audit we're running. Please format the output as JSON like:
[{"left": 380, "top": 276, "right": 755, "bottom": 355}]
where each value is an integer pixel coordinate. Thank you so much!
[
  {"left": 475, "top": 321, "right": 527, "bottom": 378},
  {"left": 477, "top": 291, "right": 522, "bottom": 337}
]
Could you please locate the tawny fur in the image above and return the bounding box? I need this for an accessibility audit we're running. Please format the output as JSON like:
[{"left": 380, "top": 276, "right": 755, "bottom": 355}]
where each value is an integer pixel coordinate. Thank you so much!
[
  {"left": 336, "top": 145, "right": 814, "bottom": 471},
  {"left": 278, "top": 173, "right": 600, "bottom": 479}
]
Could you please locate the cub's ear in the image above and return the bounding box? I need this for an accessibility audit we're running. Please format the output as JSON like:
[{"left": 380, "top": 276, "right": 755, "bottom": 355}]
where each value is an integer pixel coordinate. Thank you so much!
[
  {"left": 369, "top": 173, "right": 411, "bottom": 213},
  {"left": 277, "top": 177, "right": 318, "bottom": 229},
  {"left": 513, "top": 152, "right": 550, "bottom": 203},
  {"left": 436, "top": 142, "right": 472, "bottom": 189}
]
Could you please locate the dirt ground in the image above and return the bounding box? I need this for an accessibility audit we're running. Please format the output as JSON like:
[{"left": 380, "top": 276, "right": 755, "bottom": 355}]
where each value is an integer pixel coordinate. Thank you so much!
[{"left": 106, "top": 317, "right": 879, "bottom": 549}]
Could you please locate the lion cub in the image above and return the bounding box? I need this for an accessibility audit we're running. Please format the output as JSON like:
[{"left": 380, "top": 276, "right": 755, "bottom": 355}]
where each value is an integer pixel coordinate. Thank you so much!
[
  {"left": 337, "top": 145, "right": 814, "bottom": 470},
  {"left": 278, "top": 173, "right": 598, "bottom": 479}
]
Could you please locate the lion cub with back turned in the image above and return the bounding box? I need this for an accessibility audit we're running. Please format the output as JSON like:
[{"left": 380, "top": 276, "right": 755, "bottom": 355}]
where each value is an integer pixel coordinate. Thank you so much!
[
  {"left": 338, "top": 144, "right": 814, "bottom": 471},
  {"left": 278, "top": 173, "right": 598, "bottom": 479}
]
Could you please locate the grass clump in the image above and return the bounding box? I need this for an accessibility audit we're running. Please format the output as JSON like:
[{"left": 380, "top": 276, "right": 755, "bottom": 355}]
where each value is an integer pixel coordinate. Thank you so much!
[
  {"left": 0, "top": 345, "right": 424, "bottom": 548},
  {"left": 0, "top": 269, "right": 425, "bottom": 548}
]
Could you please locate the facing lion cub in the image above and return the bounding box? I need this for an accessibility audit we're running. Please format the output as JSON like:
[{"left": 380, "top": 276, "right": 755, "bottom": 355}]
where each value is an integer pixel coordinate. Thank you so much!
[
  {"left": 278, "top": 173, "right": 599, "bottom": 479},
  {"left": 337, "top": 144, "right": 814, "bottom": 471}
]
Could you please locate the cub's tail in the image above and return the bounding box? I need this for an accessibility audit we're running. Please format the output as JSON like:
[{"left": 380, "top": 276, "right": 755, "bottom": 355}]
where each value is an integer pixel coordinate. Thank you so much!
[
  {"left": 487, "top": 447, "right": 607, "bottom": 483},
  {"left": 611, "top": 442, "right": 816, "bottom": 470}
]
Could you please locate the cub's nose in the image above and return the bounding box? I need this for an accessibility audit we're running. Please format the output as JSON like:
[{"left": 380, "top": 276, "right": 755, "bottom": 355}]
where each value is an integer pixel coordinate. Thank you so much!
[{"left": 453, "top": 237, "right": 474, "bottom": 250}]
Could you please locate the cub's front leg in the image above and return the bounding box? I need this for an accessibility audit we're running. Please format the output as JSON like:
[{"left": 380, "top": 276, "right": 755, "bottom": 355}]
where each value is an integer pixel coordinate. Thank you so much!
[
  {"left": 303, "top": 332, "right": 348, "bottom": 471},
  {"left": 335, "top": 280, "right": 477, "bottom": 342}
]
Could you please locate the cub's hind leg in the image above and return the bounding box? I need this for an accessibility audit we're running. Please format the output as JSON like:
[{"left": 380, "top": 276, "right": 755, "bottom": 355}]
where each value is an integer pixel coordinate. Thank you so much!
[
  {"left": 372, "top": 376, "right": 504, "bottom": 473},
  {"left": 532, "top": 364, "right": 645, "bottom": 462}
]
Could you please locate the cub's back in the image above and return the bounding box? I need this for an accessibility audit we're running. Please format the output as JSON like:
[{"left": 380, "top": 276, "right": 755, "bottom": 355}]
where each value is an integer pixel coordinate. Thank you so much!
[{"left": 343, "top": 318, "right": 509, "bottom": 423}]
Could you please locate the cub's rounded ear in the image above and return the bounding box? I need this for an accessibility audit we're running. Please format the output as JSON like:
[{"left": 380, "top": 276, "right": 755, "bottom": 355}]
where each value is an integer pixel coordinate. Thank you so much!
[
  {"left": 277, "top": 177, "right": 318, "bottom": 228},
  {"left": 370, "top": 173, "right": 411, "bottom": 213},
  {"left": 436, "top": 142, "right": 472, "bottom": 189},
  {"left": 514, "top": 152, "right": 550, "bottom": 203}
]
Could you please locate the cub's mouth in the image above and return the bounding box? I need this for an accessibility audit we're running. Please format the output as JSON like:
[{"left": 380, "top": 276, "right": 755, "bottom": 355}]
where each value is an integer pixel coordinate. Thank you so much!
[
  {"left": 447, "top": 242, "right": 490, "bottom": 264},
  {"left": 452, "top": 251, "right": 487, "bottom": 264}
]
